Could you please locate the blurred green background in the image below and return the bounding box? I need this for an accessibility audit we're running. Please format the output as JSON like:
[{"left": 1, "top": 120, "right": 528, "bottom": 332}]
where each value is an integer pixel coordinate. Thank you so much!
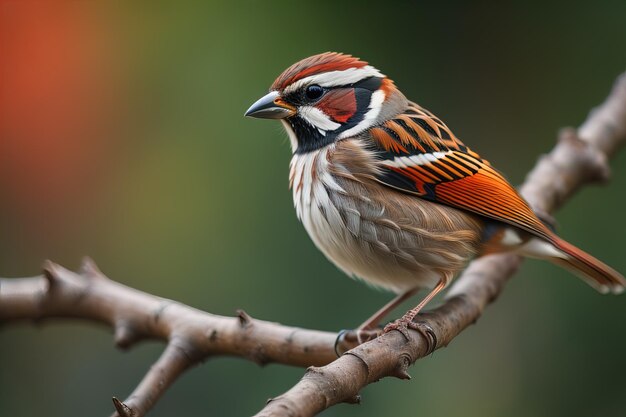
[{"left": 1, "top": 1, "right": 625, "bottom": 416}]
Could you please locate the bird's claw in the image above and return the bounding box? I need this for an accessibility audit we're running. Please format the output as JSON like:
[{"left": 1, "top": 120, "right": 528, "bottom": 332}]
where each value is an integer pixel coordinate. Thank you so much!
[
  {"left": 334, "top": 328, "right": 382, "bottom": 356},
  {"left": 383, "top": 318, "right": 437, "bottom": 355},
  {"left": 334, "top": 319, "right": 438, "bottom": 357}
]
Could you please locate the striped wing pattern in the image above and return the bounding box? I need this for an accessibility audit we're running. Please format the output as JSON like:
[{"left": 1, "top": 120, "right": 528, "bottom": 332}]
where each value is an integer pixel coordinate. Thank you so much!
[{"left": 370, "top": 102, "right": 552, "bottom": 240}]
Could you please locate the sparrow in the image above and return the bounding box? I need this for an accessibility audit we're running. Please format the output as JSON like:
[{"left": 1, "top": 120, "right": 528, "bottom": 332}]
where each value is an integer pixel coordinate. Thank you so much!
[{"left": 245, "top": 52, "right": 625, "bottom": 342}]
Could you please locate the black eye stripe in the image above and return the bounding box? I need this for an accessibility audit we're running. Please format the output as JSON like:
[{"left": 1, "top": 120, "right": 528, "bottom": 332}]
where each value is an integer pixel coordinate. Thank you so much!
[
  {"left": 352, "top": 76, "right": 382, "bottom": 91},
  {"left": 282, "top": 76, "right": 383, "bottom": 108}
]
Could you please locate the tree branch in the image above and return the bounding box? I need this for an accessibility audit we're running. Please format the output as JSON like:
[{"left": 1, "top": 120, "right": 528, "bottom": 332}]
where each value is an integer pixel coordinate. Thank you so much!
[
  {"left": 1, "top": 72, "right": 625, "bottom": 417},
  {"left": 0, "top": 259, "right": 338, "bottom": 416},
  {"left": 254, "top": 72, "right": 626, "bottom": 416}
]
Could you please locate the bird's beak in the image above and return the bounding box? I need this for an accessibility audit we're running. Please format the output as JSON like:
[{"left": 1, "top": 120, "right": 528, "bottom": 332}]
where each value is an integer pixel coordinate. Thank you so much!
[{"left": 244, "top": 91, "right": 296, "bottom": 119}]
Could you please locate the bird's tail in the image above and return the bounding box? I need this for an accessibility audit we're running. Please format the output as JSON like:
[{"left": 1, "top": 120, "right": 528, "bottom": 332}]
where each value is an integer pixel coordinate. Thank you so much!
[{"left": 546, "top": 236, "right": 625, "bottom": 294}]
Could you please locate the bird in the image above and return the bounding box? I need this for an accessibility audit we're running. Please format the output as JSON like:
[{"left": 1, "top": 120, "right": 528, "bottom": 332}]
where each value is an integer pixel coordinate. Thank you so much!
[{"left": 244, "top": 52, "right": 625, "bottom": 344}]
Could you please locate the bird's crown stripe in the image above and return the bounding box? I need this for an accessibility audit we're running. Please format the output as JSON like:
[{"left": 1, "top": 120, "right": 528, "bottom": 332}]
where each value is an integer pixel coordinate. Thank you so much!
[{"left": 283, "top": 66, "right": 384, "bottom": 94}]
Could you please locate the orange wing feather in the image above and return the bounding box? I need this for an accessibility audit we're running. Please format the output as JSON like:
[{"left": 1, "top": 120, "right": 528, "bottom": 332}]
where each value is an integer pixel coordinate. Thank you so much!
[
  {"left": 371, "top": 102, "right": 625, "bottom": 293},
  {"left": 372, "top": 102, "right": 552, "bottom": 241},
  {"left": 434, "top": 166, "right": 552, "bottom": 240}
]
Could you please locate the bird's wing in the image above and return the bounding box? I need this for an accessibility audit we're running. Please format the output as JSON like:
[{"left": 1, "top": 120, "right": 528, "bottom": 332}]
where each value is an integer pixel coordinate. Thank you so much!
[{"left": 368, "top": 102, "right": 552, "bottom": 240}]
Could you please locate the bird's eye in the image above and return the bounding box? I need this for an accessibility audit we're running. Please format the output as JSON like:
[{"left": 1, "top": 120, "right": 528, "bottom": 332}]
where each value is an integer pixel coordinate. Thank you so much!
[{"left": 305, "top": 84, "right": 324, "bottom": 101}]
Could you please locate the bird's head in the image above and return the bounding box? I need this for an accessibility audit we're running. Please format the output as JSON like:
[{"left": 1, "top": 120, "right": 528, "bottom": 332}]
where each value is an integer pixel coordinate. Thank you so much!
[{"left": 245, "top": 52, "right": 406, "bottom": 153}]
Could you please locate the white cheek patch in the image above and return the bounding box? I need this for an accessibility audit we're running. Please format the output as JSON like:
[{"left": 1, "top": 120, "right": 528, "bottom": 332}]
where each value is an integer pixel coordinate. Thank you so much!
[
  {"left": 299, "top": 105, "right": 341, "bottom": 132},
  {"left": 284, "top": 65, "right": 384, "bottom": 94},
  {"left": 338, "top": 89, "right": 386, "bottom": 139}
]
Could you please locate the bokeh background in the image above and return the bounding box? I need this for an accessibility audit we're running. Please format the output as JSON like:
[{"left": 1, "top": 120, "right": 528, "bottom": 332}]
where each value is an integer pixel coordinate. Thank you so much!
[{"left": 1, "top": 1, "right": 625, "bottom": 416}]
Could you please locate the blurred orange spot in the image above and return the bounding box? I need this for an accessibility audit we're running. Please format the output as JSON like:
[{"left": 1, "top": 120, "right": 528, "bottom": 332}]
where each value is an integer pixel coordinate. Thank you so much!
[{"left": 0, "top": 1, "right": 124, "bottom": 234}]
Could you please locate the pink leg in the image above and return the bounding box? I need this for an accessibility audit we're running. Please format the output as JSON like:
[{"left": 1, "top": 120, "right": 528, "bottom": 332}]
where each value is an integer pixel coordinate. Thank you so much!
[
  {"left": 335, "top": 288, "right": 420, "bottom": 352},
  {"left": 392, "top": 279, "right": 446, "bottom": 324},
  {"left": 358, "top": 287, "right": 420, "bottom": 330},
  {"left": 383, "top": 279, "right": 446, "bottom": 352}
]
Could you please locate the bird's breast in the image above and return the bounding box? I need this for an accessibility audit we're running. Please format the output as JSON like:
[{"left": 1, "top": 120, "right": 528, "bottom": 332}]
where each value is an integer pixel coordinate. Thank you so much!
[{"left": 289, "top": 141, "right": 484, "bottom": 294}]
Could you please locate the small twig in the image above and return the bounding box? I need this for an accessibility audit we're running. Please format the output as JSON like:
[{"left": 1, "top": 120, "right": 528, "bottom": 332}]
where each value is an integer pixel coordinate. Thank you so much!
[
  {"left": 112, "top": 397, "right": 134, "bottom": 417},
  {"left": 113, "top": 342, "right": 199, "bottom": 417}
]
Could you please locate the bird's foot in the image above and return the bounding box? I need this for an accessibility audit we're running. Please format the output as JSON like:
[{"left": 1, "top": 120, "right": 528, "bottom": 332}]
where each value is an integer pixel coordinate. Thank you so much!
[
  {"left": 383, "top": 317, "right": 437, "bottom": 355},
  {"left": 334, "top": 328, "right": 382, "bottom": 356}
]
